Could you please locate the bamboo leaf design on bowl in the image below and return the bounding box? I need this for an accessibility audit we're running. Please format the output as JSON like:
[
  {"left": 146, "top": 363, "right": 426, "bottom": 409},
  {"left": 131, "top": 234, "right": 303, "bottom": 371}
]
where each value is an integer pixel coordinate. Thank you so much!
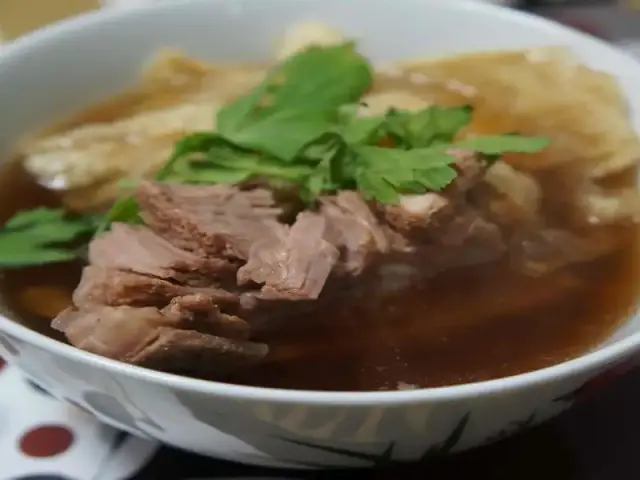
[
  {"left": 277, "top": 437, "right": 396, "bottom": 468},
  {"left": 485, "top": 412, "right": 536, "bottom": 445},
  {"left": 418, "top": 412, "right": 470, "bottom": 461},
  {"left": 277, "top": 412, "right": 470, "bottom": 467}
]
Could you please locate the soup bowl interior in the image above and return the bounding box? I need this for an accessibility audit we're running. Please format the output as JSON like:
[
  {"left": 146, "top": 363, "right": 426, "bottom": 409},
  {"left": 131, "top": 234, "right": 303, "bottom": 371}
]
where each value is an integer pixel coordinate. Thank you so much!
[{"left": 0, "top": 0, "right": 639, "bottom": 468}]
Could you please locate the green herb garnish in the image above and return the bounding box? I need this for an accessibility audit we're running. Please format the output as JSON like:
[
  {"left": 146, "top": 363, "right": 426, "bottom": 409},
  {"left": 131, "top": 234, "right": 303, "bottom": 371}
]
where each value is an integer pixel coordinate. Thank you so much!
[
  {"left": 4, "top": 42, "right": 550, "bottom": 267},
  {"left": 0, "top": 208, "right": 98, "bottom": 267}
]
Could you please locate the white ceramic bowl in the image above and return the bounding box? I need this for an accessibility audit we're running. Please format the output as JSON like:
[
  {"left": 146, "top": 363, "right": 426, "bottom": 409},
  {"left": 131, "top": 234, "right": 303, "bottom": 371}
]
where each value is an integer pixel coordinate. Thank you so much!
[{"left": 1, "top": 0, "right": 640, "bottom": 469}]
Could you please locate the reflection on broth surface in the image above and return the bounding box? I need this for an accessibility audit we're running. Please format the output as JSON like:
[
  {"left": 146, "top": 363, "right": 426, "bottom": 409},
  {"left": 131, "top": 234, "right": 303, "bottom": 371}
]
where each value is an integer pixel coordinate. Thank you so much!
[{"left": 1, "top": 23, "right": 640, "bottom": 391}]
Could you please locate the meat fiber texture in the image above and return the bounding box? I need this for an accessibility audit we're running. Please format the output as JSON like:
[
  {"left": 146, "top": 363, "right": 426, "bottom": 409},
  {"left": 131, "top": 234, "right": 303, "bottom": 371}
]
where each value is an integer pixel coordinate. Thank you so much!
[{"left": 53, "top": 150, "right": 510, "bottom": 378}]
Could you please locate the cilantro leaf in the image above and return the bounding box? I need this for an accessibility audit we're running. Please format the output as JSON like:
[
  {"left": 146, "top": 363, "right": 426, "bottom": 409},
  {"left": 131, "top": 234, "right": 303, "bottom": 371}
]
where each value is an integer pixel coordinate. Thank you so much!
[
  {"left": 385, "top": 105, "right": 473, "bottom": 148},
  {"left": 203, "top": 146, "right": 314, "bottom": 182},
  {"left": 353, "top": 146, "right": 459, "bottom": 202},
  {"left": 298, "top": 133, "right": 350, "bottom": 202},
  {"left": 3, "top": 208, "right": 67, "bottom": 230},
  {"left": 93, "top": 46, "right": 554, "bottom": 235},
  {"left": 216, "top": 82, "right": 271, "bottom": 136},
  {"left": 1, "top": 44, "right": 556, "bottom": 272},
  {"left": 355, "top": 171, "right": 400, "bottom": 203},
  {"left": 220, "top": 108, "right": 333, "bottom": 161},
  {"left": 98, "top": 197, "right": 142, "bottom": 233},
  {"left": 262, "top": 43, "right": 373, "bottom": 113},
  {"left": 0, "top": 248, "right": 78, "bottom": 267},
  {"left": 179, "top": 164, "right": 253, "bottom": 184},
  {"left": 0, "top": 208, "right": 96, "bottom": 268},
  {"left": 334, "top": 105, "right": 386, "bottom": 145},
  {"left": 155, "top": 132, "right": 222, "bottom": 180},
  {"left": 217, "top": 43, "right": 373, "bottom": 156},
  {"left": 452, "top": 135, "right": 551, "bottom": 154}
]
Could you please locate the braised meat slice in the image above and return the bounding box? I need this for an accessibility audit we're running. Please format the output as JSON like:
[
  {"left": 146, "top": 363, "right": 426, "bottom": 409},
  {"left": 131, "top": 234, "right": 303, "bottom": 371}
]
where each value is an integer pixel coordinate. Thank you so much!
[
  {"left": 131, "top": 328, "right": 267, "bottom": 374},
  {"left": 376, "top": 149, "right": 486, "bottom": 240},
  {"left": 135, "top": 181, "right": 283, "bottom": 259},
  {"left": 237, "top": 212, "right": 339, "bottom": 300},
  {"left": 446, "top": 148, "right": 486, "bottom": 194},
  {"left": 320, "top": 191, "right": 389, "bottom": 275},
  {"left": 52, "top": 301, "right": 263, "bottom": 376},
  {"left": 90, "top": 223, "right": 238, "bottom": 286},
  {"left": 377, "top": 206, "right": 505, "bottom": 292},
  {"left": 163, "top": 294, "right": 250, "bottom": 340},
  {"left": 73, "top": 266, "right": 238, "bottom": 310},
  {"left": 53, "top": 147, "right": 512, "bottom": 378}
]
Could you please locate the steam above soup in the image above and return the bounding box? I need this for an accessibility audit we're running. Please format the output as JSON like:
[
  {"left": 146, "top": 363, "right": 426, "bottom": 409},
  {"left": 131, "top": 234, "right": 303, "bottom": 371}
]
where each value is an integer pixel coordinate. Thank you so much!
[{"left": 1, "top": 23, "right": 639, "bottom": 391}]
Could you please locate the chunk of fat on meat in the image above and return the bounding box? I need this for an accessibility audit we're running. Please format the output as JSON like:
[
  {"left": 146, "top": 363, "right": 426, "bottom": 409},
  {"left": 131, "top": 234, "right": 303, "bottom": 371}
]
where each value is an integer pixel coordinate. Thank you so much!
[
  {"left": 383, "top": 150, "right": 483, "bottom": 233},
  {"left": 399, "top": 192, "right": 450, "bottom": 216},
  {"left": 484, "top": 162, "right": 541, "bottom": 222},
  {"left": 359, "top": 91, "right": 431, "bottom": 117},
  {"left": 276, "top": 22, "right": 346, "bottom": 60},
  {"left": 381, "top": 192, "right": 455, "bottom": 240},
  {"left": 22, "top": 102, "right": 216, "bottom": 191}
]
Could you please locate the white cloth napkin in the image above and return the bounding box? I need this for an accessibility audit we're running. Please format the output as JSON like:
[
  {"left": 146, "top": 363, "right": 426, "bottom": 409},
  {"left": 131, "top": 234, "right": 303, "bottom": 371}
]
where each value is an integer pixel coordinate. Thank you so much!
[{"left": 0, "top": 357, "right": 159, "bottom": 480}]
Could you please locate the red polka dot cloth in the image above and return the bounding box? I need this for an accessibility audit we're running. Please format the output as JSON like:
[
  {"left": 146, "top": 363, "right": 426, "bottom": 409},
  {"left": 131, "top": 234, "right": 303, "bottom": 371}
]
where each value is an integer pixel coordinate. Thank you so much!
[{"left": 0, "top": 356, "right": 159, "bottom": 480}]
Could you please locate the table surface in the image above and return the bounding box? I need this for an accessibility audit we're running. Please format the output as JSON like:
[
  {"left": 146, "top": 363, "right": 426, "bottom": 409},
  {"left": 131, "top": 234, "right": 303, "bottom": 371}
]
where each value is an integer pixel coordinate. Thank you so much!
[{"left": 3, "top": 2, "right": 640, "bottom": 478}]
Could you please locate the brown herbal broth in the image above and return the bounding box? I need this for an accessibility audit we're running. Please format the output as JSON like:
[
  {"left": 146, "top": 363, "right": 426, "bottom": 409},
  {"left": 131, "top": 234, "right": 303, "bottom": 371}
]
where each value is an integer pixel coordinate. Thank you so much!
[{"left": 0, "top": 71, "right": 639, "bottom": 391}]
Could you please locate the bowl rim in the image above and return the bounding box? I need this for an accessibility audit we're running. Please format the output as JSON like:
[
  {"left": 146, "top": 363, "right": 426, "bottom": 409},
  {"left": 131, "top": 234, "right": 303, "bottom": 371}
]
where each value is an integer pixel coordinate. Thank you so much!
[{"left": 0, "top": 0, "right": 638, "bottom": 405}]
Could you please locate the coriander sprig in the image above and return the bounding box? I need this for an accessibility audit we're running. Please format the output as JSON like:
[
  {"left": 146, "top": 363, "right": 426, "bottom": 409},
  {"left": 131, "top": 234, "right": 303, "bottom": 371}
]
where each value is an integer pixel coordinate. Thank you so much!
[
  {"left": 0, "top": 208, "right": 98, "bottom": 267},
  {"left": 4, "top": 42, "right": 551, "bottom": 267}
]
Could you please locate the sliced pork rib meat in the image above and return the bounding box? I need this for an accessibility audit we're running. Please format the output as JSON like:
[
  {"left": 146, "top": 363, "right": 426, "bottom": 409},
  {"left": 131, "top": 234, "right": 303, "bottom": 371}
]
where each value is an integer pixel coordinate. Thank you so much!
[
  {"left": 131, "top": 328, "right": 267, "bottom": 375},
  {"left": 380, "top": 192, "right": 456, "bottom": 242},
  {"left": 135, "top": 181, "right": 283, "bottom": 259},
  {"left": 320, "top": 191, "right": 389, "bottom": 275},
  {"left": 55, "top": 151, "right": 510, "bottom": 378},
  {"left": 75, "top": 266, "right": 189, "bottom": 308},
  {"left": 89, "top": 223, "right": 238, "bottom": 286},
  {"left": 446, "top": 148, "right": 487, "bottom": 194},
  {"left": 53, "top": 305, "right": 182, "bottom": 360},
  {"left": 238, "top": 212, "right": 339, "bottom": 300},
  {"left": 375, "top": 150, "right": 488, "bottom": 241},
  {"left": 52, "top": 301, "right": 264, "bottom": 376},
  {"left": 162, "top": 294, "right": 251, "bottom": 340},
  {"left": 74, "top": 266, "right": 238, "bottom": 310},
  {"left": 371, "top": 149, "right": 506, "bottom": 281},
  {"left": 377, "top": 206, "right": 505, "bottom": 292}
]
